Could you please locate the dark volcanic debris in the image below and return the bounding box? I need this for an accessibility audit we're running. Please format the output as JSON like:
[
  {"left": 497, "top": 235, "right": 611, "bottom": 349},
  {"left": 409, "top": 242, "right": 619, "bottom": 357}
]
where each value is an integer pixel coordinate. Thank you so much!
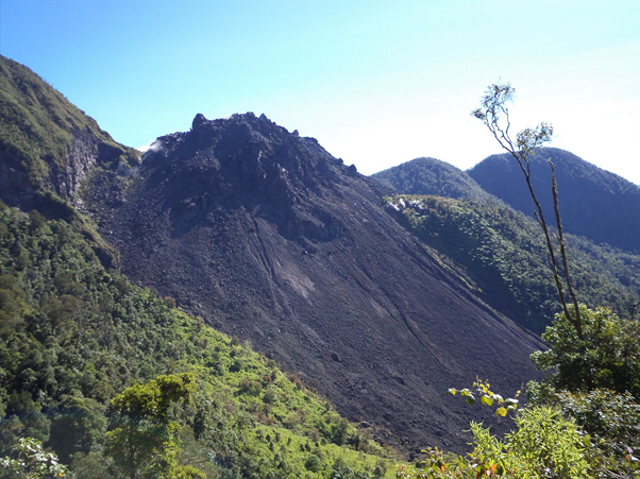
[{"left": 86, "top": 112, "right": 542, "bottom": 451}]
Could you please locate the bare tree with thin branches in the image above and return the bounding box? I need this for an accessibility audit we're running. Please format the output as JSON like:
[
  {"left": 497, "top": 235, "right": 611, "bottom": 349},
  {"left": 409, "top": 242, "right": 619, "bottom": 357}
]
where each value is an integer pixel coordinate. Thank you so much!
[{"left": 472, "top": 83, "right": 584, "bottom": 339}]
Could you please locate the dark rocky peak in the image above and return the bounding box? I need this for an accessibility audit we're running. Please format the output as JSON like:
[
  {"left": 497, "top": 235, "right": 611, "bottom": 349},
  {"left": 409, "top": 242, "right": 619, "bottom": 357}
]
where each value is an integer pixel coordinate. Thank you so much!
[
  {"left": 150, "top": 111, "right": 346, "bottom": 177},
  {"left": 192, "top": 112, "right": 208, "bottom": 129},
  {"left": 139, "top": 113, "right": 375, "bottom": 241},
  {"left": 88, "top": 111, "right": 542, "bottom": 452}
]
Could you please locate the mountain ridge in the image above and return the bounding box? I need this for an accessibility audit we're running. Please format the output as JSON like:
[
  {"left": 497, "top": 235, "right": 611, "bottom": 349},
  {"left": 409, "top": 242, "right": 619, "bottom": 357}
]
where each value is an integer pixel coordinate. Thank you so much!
[
  {"left": 0, "top": 55, "right": 137, "bottom": 212},
  {"left": 467, "top": 147, "right": 640, "bottom": 253}
]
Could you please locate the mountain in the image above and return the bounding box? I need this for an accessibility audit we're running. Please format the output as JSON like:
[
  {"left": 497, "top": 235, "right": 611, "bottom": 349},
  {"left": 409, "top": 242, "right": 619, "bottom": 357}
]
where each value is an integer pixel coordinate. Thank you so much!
[
  {"left": 0, "top": 56, "right": 543, "bottom": 455},
  {"left": 467, "top": 148, "right": 640, "bottom": 253},
  {"left": 371, "top": 157, "right": 494, "bottom": 201},
  {"left": 82, "top": 112, "right": 543, "bottom": 451},
  {"left": 0, "top": 56, "right": 398, "bottom": 477}
]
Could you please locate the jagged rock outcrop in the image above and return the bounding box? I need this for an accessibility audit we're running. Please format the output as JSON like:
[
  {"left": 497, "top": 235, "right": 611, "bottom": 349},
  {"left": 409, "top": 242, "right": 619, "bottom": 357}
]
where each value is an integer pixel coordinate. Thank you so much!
[
  {"left": 85, "top": 112, "right": 543, "bottom": 451},
  {"left": 48, "top": 131, "right": 126, "bottom": 200}
]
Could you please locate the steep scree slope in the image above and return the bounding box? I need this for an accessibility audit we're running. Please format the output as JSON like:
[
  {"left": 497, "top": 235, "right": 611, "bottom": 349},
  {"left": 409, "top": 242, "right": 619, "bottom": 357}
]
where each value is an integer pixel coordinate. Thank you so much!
[{"left": 85, "top": 113, "right": 542, "bottom": 451}]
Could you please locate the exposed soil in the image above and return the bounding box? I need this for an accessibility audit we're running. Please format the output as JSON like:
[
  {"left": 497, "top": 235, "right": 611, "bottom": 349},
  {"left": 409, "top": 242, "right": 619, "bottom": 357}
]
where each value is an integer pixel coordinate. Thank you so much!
[{"left": 84, "top": 113, "right": 544, "bottom": 452}]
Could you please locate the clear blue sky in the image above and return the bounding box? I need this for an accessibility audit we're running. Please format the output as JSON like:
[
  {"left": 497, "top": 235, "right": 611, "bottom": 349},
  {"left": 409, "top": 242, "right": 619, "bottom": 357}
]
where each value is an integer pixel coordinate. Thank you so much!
[{"left": 2, "top": 0, "right": 639, "bottom": 183}]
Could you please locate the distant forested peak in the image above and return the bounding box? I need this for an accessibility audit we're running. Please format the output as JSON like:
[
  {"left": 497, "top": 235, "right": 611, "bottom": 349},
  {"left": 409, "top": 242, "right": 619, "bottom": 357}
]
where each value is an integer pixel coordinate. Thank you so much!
[
  {"left": 371, "top": 156, "right": 497, "bottom": 202},
  {"left": 468, "top": 147, "right": 640, "bottom": 253}
]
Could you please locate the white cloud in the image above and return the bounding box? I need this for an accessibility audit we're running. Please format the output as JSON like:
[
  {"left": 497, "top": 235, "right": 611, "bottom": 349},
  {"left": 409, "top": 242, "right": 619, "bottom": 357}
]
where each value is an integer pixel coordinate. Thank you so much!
[{"left": 137, "top": 140, "right": 163, "bottom": 154}]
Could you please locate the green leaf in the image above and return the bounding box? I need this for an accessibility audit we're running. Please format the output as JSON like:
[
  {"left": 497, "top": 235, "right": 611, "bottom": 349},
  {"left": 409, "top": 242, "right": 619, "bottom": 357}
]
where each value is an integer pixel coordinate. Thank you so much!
[
  {"left": 466, "top": 394, "right": 476, "bottom": 406},
  {"left": 480, "top": 395, "right": 493, "bottom": 407}
]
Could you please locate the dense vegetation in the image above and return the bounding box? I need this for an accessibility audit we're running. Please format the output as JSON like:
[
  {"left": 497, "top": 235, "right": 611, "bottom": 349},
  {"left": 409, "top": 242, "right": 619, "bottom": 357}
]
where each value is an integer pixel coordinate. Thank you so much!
[
  {"left": 0, "top": 199, "right": 395, "bottom": 478},
  {"left": 371, "top": 157, "right": 494, "bottom": 202},
  {"left": 397, "top": 305, "right": 640, "bottom": 478},
  {"left": 385, "top": 194, "right": 640, "bottom": 333}
]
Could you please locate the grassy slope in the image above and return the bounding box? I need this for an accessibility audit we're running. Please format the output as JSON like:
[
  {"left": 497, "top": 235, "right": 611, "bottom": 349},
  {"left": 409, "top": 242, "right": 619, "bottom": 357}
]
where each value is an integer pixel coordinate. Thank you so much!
[
  {"left": 0, "top": 200, "right": 396, "bottom": 478},
  {"left": 0, "top": 55, "right": 134, "bottom": 188}
]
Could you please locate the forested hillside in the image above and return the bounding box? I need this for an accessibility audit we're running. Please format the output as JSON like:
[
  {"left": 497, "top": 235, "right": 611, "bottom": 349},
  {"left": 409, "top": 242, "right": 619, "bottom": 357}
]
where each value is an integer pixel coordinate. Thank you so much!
[
  {"left": 0, "top": 200, "right": 395, "bottom": 478},
  {"left": 384, "top": 195, "right": 640, "bottom": 333}
]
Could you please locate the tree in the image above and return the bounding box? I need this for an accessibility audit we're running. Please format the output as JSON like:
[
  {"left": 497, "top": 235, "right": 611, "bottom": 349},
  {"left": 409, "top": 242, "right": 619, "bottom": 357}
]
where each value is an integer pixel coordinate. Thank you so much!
[
  {"left": 104, "top": 373, "right": 201, "bottom": 479},
  {"left": 47, "top": 396, "right": 107, "bottom": 463},
  {"left": 531, "top": 305, "right": 640, "bottom": 396},
  {"left": 472, "top": 84, "right": 583, "bottom": 339},
  {"left": 470, "top": 84, "right": 640, "bottom": 477}
]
